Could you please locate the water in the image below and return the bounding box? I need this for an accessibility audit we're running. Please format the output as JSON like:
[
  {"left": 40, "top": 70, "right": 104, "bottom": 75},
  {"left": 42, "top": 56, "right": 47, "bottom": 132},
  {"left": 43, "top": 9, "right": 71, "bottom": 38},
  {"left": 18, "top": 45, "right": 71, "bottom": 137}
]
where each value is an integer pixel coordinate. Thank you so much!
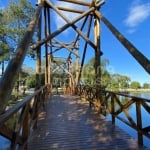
[
  {"left": 106, "top": 92, "right": 150, "bottom": 149},
  {"left": 0, "top": 136, "right": 10, "bottom": 150}
]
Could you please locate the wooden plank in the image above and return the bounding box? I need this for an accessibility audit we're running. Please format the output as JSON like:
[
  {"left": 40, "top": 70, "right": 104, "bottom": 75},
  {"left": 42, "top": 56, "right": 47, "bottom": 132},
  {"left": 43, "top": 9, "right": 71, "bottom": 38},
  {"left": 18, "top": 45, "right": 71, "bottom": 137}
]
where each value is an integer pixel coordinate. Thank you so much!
[
  {"left": 28, "top": 95, "right": 144, "bottom": 149},
  {"left": 114, "top": 99, "right": 135, "bottom": 115},
  {"left": 57, "top": 0, "right": 91, "bottom": 7},
  {"left": 56, "top": 6, "right": 84, "bottom": 14},
  {"left": 123, "top": 109, "right": 137, "bottom": 128}
]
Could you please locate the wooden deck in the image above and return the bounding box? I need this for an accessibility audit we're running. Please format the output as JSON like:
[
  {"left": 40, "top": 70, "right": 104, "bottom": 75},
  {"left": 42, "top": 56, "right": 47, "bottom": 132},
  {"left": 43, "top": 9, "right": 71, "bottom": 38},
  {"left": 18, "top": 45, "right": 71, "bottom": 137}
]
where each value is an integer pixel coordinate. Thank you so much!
[{"left": 27, "top": 95, "right": 148, "bottom": 150}]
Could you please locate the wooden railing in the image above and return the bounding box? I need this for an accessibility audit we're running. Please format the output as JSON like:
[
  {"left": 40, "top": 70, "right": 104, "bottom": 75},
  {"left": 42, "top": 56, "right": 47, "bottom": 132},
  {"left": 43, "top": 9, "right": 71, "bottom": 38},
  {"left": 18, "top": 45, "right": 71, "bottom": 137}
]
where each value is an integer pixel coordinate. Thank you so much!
[
  {"left": 77, "top": 85, "right": 150, "bottom": 145},
  {"left": 0, "top": 85, "right": 48, "bottom": 150}
]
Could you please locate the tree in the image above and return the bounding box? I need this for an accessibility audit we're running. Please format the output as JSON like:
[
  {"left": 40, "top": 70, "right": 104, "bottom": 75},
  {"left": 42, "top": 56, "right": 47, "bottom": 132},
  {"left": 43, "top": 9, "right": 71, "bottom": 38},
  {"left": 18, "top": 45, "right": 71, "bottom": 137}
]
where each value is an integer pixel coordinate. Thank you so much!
[
  {"left": 0, "top": 0, "right": 36, "bottom": 77},
  {"left": 1, "top": 0, "right": 35, "bottom": 57},
  {"left": 130, "top": 81, "right": 141, "bottom": 89},
  {"left": 110, "top": 74, "right": 131, "bottom": 91},
  {"left": 143, "top": 83, "right": 150, "bottom": 89},
  {"left": 82, "top": 57, "right": 111, "bottom": 88},
  {"left": 0, "top": 10, "right": 12, "bottom": 72}
]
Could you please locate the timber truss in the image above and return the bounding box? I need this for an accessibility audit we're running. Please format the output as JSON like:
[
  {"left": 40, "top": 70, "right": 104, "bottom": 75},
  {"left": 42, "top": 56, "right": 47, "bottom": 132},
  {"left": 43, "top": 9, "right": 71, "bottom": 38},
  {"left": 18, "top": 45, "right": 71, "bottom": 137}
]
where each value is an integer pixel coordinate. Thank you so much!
[
  {"left": 0, "top": 0, "right": 150, "bottom": 112},
  {"left": 33, "top": 0, "right": 150, "bottom": 92}
]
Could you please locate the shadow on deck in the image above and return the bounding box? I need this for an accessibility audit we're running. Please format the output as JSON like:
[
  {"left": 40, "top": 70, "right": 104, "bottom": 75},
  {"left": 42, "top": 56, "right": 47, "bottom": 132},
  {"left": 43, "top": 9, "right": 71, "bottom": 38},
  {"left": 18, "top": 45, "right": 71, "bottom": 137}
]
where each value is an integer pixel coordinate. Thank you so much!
[{"left": 27, "top": 95, "right": 147, "bottom": 150}]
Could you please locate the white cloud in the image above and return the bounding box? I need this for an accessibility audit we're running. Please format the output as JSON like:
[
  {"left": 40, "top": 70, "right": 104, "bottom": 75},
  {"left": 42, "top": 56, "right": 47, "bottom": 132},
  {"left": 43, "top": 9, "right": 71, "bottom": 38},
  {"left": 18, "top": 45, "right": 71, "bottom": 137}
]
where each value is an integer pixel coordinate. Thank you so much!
[{"left": 124, "top": 2, "right": 150, "bottom": 28}]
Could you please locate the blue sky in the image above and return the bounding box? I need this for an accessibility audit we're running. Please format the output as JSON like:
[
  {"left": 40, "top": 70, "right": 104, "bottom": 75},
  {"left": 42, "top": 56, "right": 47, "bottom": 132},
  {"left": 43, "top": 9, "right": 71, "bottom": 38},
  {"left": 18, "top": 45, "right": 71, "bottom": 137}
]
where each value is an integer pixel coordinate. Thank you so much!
[
  {"left": 100, "top": 0, "right": 150, "bottom": 84},
  {"left": 0, "top": 0, "right": 150, "bottom": 85}
]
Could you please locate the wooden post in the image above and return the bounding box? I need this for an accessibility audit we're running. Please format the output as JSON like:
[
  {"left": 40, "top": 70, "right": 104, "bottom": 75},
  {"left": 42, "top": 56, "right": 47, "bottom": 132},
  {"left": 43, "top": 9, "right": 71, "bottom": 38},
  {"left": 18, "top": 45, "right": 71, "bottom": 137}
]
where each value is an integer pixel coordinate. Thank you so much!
[
  {"left": 21, "top": 104, "right": 29, "bottom": 149},
  {"left": 44, "top": 7, "right": 48, "bottom": 85},
  {"left": 47, "top": 7, "right": 53, "bottom": 94},
  {"left": 0, "top": 6, "right": 43, "bottom": 114},
  {"left": 67, "top": 57, "right": 72, "bottom": 94},
  {"left": 57, "top": 0, "right": 91, "bottom": 7},
  {"left": 35, "top": 15, "right": 42, "bottom": 90},
  {"left": 111, "top": 94, "right": 115, "bottom": 125},
  {"left": 94, "top": 0, "right": 102, "bottom": 112},
  {"left": 48, "top": 54, "right": 52, "bottom": 94},
  {"left": 136, "top": 100, "right": 143, "bottom": 145},
  {"left": 75, "top": 43, "right": 79, "bottom": 91}
]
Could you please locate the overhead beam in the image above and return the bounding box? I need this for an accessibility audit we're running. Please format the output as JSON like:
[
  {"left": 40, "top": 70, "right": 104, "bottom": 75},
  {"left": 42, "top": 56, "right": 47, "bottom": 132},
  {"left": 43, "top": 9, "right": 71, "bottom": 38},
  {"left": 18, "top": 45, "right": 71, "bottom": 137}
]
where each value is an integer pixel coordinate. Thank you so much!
[
  {"left": 45, "top": 0, "right": 97, "bottom": 51},
  {"left": 57, "top": 0, "right": 91, "bottom": 7},
  {"left": 95, "top": 10, "right": 150, "bottom": 74},
  {"left": 53, "top": 39, "right": 80, "bottom": 57},
  {"left": 56, "top": 6, "right": 84, "bottom": 14},
  {"left": 31, "top": 5, "right": 95, "bottom": 50},
  {"left": 53, "top": 62, "right": 69, "bottom": 75}
]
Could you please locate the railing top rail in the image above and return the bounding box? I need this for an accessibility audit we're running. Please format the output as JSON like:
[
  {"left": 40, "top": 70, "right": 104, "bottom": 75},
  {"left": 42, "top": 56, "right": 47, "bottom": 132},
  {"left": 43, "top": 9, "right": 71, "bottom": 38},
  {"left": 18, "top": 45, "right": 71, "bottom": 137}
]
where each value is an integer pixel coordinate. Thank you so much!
[
  {"left": 0, "top": 86, "right": 46, "bottom": 126},
  {"left": 104, "top": 90, "right": 150, "bottom": 102},
  {"left": 78, "top": 85, "right": 150, "bottom": 102}
]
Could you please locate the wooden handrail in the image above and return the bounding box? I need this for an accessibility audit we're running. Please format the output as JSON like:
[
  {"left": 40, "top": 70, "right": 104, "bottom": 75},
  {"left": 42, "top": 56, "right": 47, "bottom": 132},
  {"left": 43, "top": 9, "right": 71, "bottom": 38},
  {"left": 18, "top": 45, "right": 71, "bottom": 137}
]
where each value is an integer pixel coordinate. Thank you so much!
[
  {"left": 0, "top": 4, "right": 44, "bottom": 114},
  {"left": 0, "top": 85, "right": 48, "bottom": 149},
  {"left": 78, "top": 85, "right": 150, "bottom": 146}
]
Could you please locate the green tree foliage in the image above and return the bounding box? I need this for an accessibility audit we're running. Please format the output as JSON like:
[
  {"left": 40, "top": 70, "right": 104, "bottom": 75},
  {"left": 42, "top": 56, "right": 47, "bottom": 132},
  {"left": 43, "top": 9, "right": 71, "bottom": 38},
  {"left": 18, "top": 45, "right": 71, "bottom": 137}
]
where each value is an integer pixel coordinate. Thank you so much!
[
  {"left": 26, "top": 73, "right": 45, "bottom": 88},
  {"left": 142, "top": 83, "right": 150, "bottom": 89},
  {"left": 0, "top": 0, "right": 35, "bottom": 60},
  {"left": 0, "top": 11, "right": 12, "bottom": 63},
  {"left": 82, "top": 57, "right": 111, "bottom": 88},
  {"left": 110, "top": 74, "right": 131, "bottom": 91},
  {"left": 26, "top": 75, "right": 36, "bottom": 88},
  {"left": 81, "top": 57, "right": 132, "bottom": 91},
  {"left": 130, "top": 81, "right": 141, "bottom": 89}
]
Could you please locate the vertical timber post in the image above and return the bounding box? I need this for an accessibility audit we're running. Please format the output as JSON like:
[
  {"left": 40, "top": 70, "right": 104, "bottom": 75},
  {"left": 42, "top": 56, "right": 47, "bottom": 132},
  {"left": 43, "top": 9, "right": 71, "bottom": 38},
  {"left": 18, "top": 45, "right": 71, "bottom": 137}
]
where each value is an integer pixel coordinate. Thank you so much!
[
  {"left": 34, "top": 13, "right": 42, "bottom": 129},
  {"left": 111, "top": 94, "right": 115, "bottom": 125},
  {"left": 48, "top": 53, "right": 52, "bottom": 94},
  {"left": 0, "top": 5, "right": 43, "bottom": 114},
  {"left": 35, "top": 15, "right": 42, "bottom": 90},
  {"left": 47, "top": 6, "right": 52, "bottom": 94},
  {"left": 136, "top": 100, "right": 143, "bottom": 145},
  {"left": 75, "top": 42, "right": 79, "bottom": 94},
  {"left": 44, "top": 7, "right": 48, "bottom": 85},
  {"left": 94, "top": 0, "right": 102, "bottom": 113},
  {"left": 67, "top": 57, "right": 72, "bottom": 94}
]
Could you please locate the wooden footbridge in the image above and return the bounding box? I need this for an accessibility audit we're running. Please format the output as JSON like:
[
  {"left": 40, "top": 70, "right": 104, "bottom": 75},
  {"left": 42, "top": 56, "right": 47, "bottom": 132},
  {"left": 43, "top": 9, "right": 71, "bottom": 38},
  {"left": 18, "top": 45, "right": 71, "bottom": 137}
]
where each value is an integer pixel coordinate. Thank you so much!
[{"left": 0, "top": 0, "right": 150, "bottom": 149}]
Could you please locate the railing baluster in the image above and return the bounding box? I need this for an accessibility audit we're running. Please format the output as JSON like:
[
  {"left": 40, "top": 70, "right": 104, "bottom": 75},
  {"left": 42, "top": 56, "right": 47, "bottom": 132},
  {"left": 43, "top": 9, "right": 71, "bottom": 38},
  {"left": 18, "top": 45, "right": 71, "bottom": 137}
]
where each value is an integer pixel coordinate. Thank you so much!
[
  {"left": 111, "top": 93, "right": 115, "bottom": 125},
  {"left": 136, "top": 100, "right": 143, "bottom": 145},
  {"left": 22, "top": 103, "right": 29, "bottom": 149}
]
